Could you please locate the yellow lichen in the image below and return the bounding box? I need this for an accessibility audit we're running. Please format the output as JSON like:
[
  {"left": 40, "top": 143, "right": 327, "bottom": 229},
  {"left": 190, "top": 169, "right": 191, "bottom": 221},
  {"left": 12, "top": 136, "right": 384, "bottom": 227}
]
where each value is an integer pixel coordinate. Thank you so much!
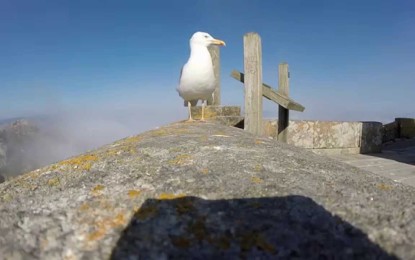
[
  {"left": 1, "top": 193, "right": 13, "bottom": 202},
  {"left": 169, "top": 147, "right": 181, "bottom": 153},
  {"left": 148, "top": 128, "right": 190, "bottom": 137},
  {"left": 377, "top": 183, "right": 392, "bottom": 190},
  {"left": 59, "top": 154, "right": 98, "bottom": 171},
  {"left": 87, "top": 213, "right": 127, "bottom": 242},
  {"left": 16, "top": 169, "right": 42, "bottom": 180},
  {"left": 47, "top": 177, "right": 60, "bottom": 186},
  {"left": 50, "top": 165, "right": 59, "bottom": 171},
  {"left": 149, "top": 128, "right": 169, "bottom": 137},
  {"left": 254, "top": 164, "right": 264, "bottom": 172},
  {"left": 79, "top": 203, "right": 90, "bottom": 211},
  {"left": 87, "top": 229, "right": 106, "bottom": 242},
  {"left": 39, "top": 237, "right": 49, "bottom": 251},
  {"left": 112, "top": 213, "right": 126, "bottom": 227},
  {"left": 105, "top": 149, "right": 119, "bottom": 156},
  {"left": 158, "top": 193, "right": 186, "bottom": 200},
  {"left": 199, "top": 168, "right": 209, "bottom": 174},
  {"left": 124, "top": 136, "right": 142, "bottom": 144},
  {"left": 99, "top": 199, "right": 114, "bottom": 210},
  {"left": 91, "top": 184, "right": 105, "bottom": 196},
  {"left": 128, "top": 190, "right": 141, "bottom": 198},
  {"left": 251, "top": 176, "right": 263, "bottom": 184},
  {"left": 199, "top": 136, "right": 209, "bottom": 142},
  {"left": 215, "top": 131, "right": 227, "bottom": 136},
  {"left": 168, "top": 154, "right": 192, "bottom": 166},
  {"left": 255, "top": 139, "right": 265, "bottom": 144},
  {"left": 135, "top": 205, "right": 159, "bottom": 221}
]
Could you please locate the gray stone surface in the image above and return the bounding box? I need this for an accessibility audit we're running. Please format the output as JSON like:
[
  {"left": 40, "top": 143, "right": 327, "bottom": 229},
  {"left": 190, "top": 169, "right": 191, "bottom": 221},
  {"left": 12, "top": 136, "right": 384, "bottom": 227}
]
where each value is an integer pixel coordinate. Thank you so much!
[
  {"left": 329, "top": 138, "right": 415, "bottom": 188},
  {"left": 190, "top": 106, "right": 241, "bottom": 120},
  {"left": 262, "top": 120, "right": 383, "bottom": 154},
  {"left": 383, "top": 121, "right": 398, "bottom": 143},
  {"left": 360, "top": 122, "right": 383, "bottom": 153},
  {"left": 0, "top": 122, "right": 414, "bottom": 259},
  {"left": 397, "top": 118, "right": 415, "bottom": 139}
]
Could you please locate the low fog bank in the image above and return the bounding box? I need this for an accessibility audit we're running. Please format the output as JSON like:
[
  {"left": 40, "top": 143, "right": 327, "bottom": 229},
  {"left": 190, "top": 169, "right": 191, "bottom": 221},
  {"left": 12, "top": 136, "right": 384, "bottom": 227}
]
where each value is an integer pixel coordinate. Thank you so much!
[{"left": 0, "top": 105, "right": 186, "bottom": 180}]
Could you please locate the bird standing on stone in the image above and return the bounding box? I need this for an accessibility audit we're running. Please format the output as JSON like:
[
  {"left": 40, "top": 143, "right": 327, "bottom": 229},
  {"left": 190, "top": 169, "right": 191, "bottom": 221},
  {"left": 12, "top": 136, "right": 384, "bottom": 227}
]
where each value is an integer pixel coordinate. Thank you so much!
[{"left": 177, "top": 32, "right": 226, "bottom": 122}]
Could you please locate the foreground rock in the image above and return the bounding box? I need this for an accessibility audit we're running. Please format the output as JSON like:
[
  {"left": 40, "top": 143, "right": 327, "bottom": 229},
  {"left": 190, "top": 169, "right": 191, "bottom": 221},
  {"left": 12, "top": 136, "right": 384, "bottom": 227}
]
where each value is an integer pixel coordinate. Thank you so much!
[{"left": 0, "top": 122, "right": 414, "bottom": 259}]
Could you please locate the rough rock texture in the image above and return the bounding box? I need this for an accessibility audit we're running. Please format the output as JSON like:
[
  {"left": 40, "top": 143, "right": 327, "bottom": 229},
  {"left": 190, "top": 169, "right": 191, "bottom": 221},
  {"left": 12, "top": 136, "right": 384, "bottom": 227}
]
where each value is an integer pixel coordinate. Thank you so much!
[
  {"left": 263, "top": 120, "right": 383, "bottom": 154},
  {"left": 0, "top": 122, "right": 414, "bottom": 259},
  {"left": 190, "top": 105, "right": 243, "bottom": 126}
]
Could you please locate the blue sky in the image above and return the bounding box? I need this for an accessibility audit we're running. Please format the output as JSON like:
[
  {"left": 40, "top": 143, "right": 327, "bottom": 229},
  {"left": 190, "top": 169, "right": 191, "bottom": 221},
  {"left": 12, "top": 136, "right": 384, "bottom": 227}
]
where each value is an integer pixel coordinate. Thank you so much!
[{"left": 1, "top": 0, "right": 414, "bottom": 127}]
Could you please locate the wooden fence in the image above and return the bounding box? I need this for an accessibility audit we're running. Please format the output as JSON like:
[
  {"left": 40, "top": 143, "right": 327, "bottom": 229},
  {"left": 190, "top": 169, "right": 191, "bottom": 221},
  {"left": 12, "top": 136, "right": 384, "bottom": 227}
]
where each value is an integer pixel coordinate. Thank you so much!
[
  {"left": 234, "top": 32, "right": 305, "bottom": 141},
  {"left": 207, "top": 32, "right": 305, "bottom": 142}
]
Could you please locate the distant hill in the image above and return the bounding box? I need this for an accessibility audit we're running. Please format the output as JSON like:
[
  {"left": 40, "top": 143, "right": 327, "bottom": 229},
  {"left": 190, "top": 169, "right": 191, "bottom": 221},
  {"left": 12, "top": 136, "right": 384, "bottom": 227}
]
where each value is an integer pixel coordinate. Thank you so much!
[
  {"left": 0, "top": 119, "right": 40, "bottom": 181},
  {"left": 0, "top": 117, "right": 24, "bottom": 127}
]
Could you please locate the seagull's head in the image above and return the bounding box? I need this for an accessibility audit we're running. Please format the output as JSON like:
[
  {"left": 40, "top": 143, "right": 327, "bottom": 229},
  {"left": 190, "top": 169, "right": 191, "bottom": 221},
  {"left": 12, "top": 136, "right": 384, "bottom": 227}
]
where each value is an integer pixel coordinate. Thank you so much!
[{"left": 190, "top": 32, "right": 226, "bottom": 48}]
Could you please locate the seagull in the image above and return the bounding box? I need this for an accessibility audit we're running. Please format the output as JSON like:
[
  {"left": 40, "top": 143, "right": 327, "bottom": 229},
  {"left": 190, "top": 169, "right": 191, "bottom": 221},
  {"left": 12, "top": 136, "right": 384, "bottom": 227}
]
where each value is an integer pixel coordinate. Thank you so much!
[{"left": 177, "top": 32, "right": 226, "bottom": 122}]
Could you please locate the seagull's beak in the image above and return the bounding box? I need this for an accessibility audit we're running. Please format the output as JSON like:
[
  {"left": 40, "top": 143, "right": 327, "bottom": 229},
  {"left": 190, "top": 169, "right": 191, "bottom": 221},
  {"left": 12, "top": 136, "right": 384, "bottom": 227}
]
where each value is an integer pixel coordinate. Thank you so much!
[{"left": 211, "top": 38, "right": 226, "bottom": 46}]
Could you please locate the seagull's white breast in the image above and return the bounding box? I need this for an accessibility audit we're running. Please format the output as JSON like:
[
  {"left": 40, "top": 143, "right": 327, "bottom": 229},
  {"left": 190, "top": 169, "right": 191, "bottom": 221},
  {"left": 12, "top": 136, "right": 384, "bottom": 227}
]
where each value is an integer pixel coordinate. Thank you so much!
[{"left": 177, "top": 46, "right": 216, "bottom": 101}]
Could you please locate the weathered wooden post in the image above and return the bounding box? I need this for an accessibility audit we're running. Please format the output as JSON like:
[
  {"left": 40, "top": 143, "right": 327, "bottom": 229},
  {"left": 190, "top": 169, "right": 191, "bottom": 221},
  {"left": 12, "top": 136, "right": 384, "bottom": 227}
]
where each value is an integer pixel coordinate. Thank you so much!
[
  {"left": 243, "top": 32, "right": 263, "bottom": 135},
  {"left": 207, "top": 46, "right": 221, "bottom": 105},
  {"left": 231, "top": 32, "right": 304, "bottom": 138},
  {"left": 277, "top": 63, "right": 289, "bottom": 142}
]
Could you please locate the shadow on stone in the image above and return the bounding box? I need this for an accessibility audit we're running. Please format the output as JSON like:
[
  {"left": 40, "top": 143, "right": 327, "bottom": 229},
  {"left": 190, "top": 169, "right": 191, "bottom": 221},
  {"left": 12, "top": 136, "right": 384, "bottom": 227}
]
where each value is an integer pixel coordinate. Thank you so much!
[
  {"left": 111, "top": 195, "right": 397, "bottom": 259},
  {"left": 366, "top": 138, "right": 415, "bottom": 166}
]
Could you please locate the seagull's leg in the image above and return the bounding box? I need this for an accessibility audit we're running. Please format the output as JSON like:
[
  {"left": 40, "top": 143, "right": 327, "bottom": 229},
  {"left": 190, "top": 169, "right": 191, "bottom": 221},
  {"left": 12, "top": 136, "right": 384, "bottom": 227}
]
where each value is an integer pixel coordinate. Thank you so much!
[
  {"left": 187, "top": 101, "right": 194, "bottom": 122},
  {"left": 201, "top": 100, "right": 206, "bottom": 122}
]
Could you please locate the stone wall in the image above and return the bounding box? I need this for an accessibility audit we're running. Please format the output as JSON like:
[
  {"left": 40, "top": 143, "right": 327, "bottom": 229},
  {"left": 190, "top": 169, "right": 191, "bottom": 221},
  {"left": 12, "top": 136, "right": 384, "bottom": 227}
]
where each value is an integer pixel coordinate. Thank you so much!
[
  {"left": 262, "top": 120, "right": 383, "bottom": 155},
  {"left": 189, "top": 106, "right": 412, "bottom": 155},
  {"left": 396, "top": 118, "right": 415, "bottom": 139},
  {"left": 382, "top": 118, "right": 415, "bottom": 142}
]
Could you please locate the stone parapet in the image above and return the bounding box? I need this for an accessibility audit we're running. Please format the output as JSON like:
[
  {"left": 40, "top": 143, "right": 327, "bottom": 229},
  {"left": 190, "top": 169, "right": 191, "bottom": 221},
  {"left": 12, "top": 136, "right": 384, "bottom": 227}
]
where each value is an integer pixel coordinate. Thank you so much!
[{"left": 263, "top": 120, "right": 383, "bottom": 154}]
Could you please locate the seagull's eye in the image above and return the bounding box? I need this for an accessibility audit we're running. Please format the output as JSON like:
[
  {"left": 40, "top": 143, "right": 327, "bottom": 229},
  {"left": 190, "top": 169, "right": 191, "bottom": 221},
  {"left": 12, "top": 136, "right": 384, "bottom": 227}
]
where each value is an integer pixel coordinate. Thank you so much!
[{"left": 204, "top": 35, "right": 209, "bottom": 38}]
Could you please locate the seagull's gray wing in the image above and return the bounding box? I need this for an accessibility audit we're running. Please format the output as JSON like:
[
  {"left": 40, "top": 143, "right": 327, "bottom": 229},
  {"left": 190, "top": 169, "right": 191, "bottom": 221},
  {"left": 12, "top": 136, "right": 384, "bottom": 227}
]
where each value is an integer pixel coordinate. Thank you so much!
[{"left": 178, "top": 66, "right": 183, "bottom": 84}]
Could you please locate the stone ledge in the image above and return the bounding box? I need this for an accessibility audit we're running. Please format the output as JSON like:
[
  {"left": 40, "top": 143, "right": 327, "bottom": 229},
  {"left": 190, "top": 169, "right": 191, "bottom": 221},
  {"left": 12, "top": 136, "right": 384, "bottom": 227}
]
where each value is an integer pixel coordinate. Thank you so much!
[
  {"left": 263, "top": 120, "right": 382, "bottom": 154},
  {"left": 190, "top": 106, "right": 241, "bottom": 119}
]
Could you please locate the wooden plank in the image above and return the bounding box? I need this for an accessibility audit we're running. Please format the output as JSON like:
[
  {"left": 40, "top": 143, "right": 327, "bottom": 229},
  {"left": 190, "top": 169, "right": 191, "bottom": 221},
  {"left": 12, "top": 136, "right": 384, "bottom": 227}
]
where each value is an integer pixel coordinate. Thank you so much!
[
  {"left": 231, "top": 70, "right": 305, "bottom": 112},
  {"left": 278, "top": 63, "right": 289, "bottom": 142},
  {"left": 243, "top": 32, "right": 263, "bottom": 135},
  {"left": 207, "top": 46, "right": 221, "bottom": 106}
]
